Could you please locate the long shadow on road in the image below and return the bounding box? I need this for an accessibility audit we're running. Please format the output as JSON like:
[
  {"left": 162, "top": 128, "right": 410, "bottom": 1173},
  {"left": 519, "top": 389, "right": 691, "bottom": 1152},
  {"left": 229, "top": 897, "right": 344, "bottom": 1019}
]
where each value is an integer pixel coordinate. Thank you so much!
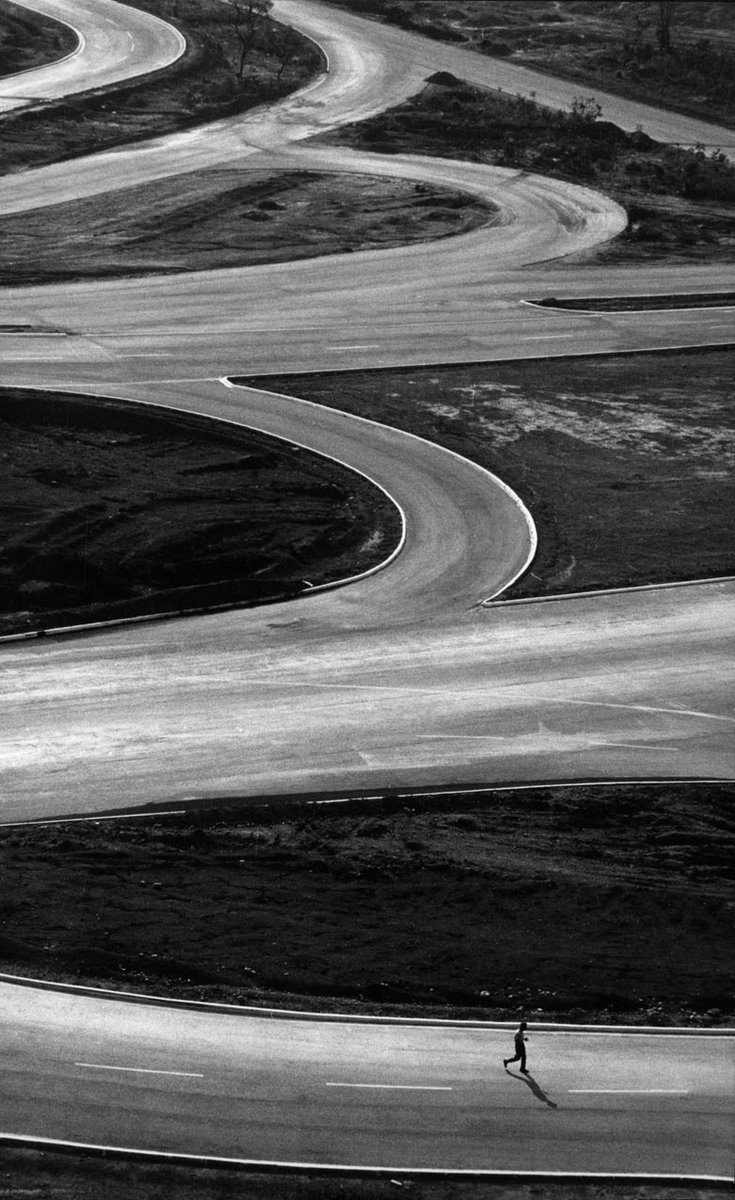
[{"left": 505, "top": 1068, "right": 559, "bottom": 1109}]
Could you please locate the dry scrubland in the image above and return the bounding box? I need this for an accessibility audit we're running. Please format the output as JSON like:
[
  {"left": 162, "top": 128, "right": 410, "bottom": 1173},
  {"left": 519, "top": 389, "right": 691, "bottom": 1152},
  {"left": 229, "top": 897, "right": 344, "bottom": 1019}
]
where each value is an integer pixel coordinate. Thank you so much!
[{"left": 0, "top": 1152, "right": 728, "bottom": 1200}]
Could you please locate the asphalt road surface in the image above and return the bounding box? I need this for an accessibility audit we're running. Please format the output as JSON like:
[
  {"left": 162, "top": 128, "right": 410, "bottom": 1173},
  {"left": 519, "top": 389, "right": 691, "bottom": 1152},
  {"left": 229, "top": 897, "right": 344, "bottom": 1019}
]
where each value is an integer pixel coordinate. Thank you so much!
[
  {"left": 1, "top": 982, "right": 732, "bottom": 1179},
  {"left": 0, "top": 0, "right": 184, "bottom": 114},
  {"left": 0, "top": 0, "right": 733, "bottom": 1180}
]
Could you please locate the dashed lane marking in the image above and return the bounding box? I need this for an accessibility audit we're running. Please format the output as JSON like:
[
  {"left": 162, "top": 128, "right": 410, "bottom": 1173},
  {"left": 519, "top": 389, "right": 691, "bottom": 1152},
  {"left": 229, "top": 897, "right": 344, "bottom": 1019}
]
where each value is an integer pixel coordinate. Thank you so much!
[
  {"left": 75, "top": 1063, "right": 203, "bottom": 1078},
  {"left": 569, "top": 1089, "right": 690, "bottom": 1095},
  {"left": 326, "top": 1083, "right": 453, "bottom": 1091}
]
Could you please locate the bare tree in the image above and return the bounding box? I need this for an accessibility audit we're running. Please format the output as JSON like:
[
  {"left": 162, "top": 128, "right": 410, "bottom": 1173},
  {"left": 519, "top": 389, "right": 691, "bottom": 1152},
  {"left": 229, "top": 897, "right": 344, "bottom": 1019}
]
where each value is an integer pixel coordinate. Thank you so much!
[
  {"left": 271, "top": 24, "right": 302, "bottom": 83},
  {"left": 231, "top": 0, "right": 272, "bottom": 82}
]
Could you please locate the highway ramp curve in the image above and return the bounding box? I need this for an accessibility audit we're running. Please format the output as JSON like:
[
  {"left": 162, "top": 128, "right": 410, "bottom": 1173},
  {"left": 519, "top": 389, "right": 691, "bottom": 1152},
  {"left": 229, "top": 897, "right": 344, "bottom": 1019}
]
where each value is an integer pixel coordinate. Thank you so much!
[{"left": 0, "top": 0, "right": 733, "bottom": 1182}]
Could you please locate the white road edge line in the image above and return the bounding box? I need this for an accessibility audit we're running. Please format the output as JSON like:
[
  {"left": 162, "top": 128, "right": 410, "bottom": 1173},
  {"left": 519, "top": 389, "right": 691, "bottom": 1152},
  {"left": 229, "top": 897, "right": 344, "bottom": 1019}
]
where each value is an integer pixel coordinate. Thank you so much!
[{"left": 75, "top": 1063, "right": 203, "bottom": 1078}]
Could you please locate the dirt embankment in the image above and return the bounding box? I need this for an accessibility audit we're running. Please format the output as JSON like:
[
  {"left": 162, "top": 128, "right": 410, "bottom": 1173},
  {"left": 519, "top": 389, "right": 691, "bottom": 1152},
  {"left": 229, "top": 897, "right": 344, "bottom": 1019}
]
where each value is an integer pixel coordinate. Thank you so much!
[
  {"left": 0, "top": 388, "right": 401, "bottom": 637},
  {"left": 1, "top": 783, "right": 732, "bottom": 1026}
]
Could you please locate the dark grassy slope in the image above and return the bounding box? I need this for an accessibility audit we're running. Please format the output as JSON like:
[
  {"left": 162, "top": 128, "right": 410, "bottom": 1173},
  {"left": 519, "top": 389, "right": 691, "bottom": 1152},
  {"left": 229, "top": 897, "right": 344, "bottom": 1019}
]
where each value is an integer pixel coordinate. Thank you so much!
[
  {"left": 1, "top": 783, "right": 733, "bottom": 1026},
  {"left": 0, "top": 389, "right": 401, "bottom": 637}
]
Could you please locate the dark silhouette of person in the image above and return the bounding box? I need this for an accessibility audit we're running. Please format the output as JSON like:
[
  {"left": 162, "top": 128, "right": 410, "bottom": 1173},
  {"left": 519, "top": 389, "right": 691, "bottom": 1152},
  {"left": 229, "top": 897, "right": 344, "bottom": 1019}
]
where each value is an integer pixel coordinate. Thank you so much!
[{"left": 504, "top": 1020, "right": 529, "bottom": 1073}]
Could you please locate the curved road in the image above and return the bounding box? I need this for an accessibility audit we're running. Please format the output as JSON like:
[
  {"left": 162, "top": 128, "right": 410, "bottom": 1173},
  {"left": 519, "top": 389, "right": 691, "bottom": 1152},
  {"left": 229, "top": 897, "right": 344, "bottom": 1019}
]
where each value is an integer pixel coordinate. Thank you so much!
[
  {"left": 1, "top": 3, "right": 733, "bottom": 816},
  {"left": 0, "top": 0, "right": 733, "bottom": 1181},
  {"left": 0, "top": 0, "right": 185, "bottom": 113}
]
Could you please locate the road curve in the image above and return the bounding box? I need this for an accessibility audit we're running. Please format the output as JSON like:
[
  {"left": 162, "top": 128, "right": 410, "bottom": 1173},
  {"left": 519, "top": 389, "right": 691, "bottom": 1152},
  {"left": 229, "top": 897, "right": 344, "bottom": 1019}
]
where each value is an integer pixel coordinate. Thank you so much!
[
  {"left": 0, "top": 0, "right": 185, "bottom": 114},
  {"left": 0, "top": 1, "right": 733, "bottom": 814}
]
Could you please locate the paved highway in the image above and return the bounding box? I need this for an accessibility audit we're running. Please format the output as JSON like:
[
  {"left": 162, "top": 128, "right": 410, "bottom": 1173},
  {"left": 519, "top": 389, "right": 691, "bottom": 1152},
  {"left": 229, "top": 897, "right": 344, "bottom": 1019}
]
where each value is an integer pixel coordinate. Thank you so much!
[
  {"left": 0, "top": 0, "right": 184, "bottom": 114},
  {"left": 1, "top": 982, "right": 732, "bottom": 1178},
  {"left": 0, "top": 0, "right": 733, "bottom": 1179}
]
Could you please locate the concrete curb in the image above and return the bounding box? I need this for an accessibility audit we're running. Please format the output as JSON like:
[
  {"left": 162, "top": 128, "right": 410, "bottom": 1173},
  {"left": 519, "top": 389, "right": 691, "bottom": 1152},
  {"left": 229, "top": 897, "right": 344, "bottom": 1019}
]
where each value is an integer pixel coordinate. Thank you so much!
[
  {"left": 0, "top": 1134, "right": 732, "bottom": 1185},
  {"left": 483, "top": 574, "right": 735, "bottom": 607},
  {"left": 0, "top": 971, "right": 732, "bottom": 1035},
  {"left": 521, "top": 293, "right": 735, "bottom": 315}
]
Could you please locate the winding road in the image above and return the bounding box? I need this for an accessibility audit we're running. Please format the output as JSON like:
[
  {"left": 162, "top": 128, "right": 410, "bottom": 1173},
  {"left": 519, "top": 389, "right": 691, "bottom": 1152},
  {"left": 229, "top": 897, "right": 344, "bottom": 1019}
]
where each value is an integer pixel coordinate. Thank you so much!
[{"left": 0, "top": 0, "right": 733, "bottom": 1182}]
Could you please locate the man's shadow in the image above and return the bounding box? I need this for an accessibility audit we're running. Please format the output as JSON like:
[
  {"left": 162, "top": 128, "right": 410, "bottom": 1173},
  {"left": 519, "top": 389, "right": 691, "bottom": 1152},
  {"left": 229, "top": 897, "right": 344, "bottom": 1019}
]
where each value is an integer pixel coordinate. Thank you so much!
[{"left": 505, "top": 1068, "right": 558, "bottom": 1109}]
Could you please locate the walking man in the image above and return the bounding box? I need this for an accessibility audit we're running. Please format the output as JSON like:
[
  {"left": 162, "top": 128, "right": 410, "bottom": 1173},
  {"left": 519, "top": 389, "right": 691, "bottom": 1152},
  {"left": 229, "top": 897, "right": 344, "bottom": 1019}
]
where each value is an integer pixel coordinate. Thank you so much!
[{"left": 504, "top": 1021, "right": 529, "bottom": 1073}]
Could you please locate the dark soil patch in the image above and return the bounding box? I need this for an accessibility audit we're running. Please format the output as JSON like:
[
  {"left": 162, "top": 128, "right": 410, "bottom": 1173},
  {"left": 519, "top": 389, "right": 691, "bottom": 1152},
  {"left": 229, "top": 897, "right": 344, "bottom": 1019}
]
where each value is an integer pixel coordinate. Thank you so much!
[
  {"left": 0, "top": 0, "right": 78, "bottom": 77},
  {"left": 321, "top": 73, "right": 735, "bottom": 266},
  {"left": 1, "top": 783, "right": 733, "bottom": 1025},
  {"left": 0, "top": 1149, "right": 726, "bottom": 1200},
  {"left": 0, "top": 388, "right": 401, "bottom": 637},
  {"left": 234, "top": 348, "right": 735, "bottom": 598},
  {"left": 323, "top": 0, "right": 735, "bottom": 129},
  {"left": 0, "top": 168, "right": 497, "bottom": 286},
  {"left": 0, "top": 0, "right": 322, "bottom": 175}
]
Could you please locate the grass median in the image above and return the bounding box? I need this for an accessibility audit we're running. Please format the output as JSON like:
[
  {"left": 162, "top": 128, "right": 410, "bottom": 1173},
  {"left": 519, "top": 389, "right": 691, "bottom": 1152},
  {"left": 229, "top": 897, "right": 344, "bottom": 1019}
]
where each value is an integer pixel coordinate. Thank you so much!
[{"left": 0, "top": 388, "right": 401, "bottom": 638}]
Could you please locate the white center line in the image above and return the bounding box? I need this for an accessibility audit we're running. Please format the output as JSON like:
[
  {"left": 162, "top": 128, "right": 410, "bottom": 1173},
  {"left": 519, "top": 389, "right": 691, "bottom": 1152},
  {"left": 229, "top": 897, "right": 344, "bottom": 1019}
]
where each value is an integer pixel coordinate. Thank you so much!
[
  {"left": 523, "top": 332, "right": 579, "bottom": 340},
  {"left": 568, "top": 1089, "right": 689, "bottom": 1095},
  {"left": 76, "top": 1062, "right": 203, "bottom": 1078},
  {"left": 326, "top": 1082, "right": 453, "bottom": 1091}
]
